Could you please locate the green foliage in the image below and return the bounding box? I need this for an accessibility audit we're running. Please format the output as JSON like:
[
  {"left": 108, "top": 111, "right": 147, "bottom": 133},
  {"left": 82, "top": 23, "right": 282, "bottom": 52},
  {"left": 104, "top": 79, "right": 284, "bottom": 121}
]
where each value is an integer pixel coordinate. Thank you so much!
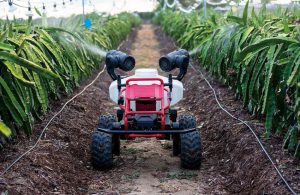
[
  {"left": 0, "top": 12, "right": 140, "bottom": 140},
  {"left": 155, "top": 6, "right": 300, "bottom": 157},
  {"left": 0, "top": 121, "right": 11, "bottom": 137},
  {"left": 138, "top": 12, "right": 155, "bottom": 20}
]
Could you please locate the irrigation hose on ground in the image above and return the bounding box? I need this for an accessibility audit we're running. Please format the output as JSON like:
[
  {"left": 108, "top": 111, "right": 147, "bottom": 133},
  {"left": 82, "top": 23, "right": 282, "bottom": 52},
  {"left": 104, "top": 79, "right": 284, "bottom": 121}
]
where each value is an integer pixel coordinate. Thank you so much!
[
  {"left": 189, "top": 63, "right": 297, "bottom": 195},
  {"left": 0, "top": 35, "right": 131, "bottom": 176},
  {"left": 0, "top": 59, "right": 297, "bottom": 194},
  {"left": 0, "top": 65, "right": 106, "bottom": 176}
]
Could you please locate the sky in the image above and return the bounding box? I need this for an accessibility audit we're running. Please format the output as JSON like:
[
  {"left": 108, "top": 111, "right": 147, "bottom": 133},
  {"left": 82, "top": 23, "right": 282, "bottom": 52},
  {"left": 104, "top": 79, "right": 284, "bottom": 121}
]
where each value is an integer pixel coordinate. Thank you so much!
[{"left": 0, "top": 0, "right": 295, "bottom": 19}]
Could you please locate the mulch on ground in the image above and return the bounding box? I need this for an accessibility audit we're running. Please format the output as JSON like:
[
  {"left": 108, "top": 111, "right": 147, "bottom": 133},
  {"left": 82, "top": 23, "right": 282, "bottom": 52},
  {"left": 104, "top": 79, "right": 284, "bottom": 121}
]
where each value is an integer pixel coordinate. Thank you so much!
[
  {"left": 155, "top": 26, "right": 298, "bottom": 194},
  {"left": 0, "top": 24, "right": 298, "bottom": 195}
]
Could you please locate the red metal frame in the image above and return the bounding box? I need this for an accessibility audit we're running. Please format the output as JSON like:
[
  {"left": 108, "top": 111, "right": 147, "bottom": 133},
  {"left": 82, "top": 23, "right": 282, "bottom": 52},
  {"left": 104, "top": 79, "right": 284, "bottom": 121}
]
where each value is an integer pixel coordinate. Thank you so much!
[{"left": 119, "top": 77, "right": 171, "bottom": 138}]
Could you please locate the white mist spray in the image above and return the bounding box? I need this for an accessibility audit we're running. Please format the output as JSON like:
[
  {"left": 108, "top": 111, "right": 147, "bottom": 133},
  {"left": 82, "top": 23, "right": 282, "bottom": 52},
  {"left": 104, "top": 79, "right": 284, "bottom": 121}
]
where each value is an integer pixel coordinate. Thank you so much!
[
  {"left": 61, "top": 34, "right": 108, "bottom": 57},
  {"left": 82, "top": 43, "right": 107, "bottom": 57},
  {"left": 188, "top": 46, "right": 201, "bottom": 56}
]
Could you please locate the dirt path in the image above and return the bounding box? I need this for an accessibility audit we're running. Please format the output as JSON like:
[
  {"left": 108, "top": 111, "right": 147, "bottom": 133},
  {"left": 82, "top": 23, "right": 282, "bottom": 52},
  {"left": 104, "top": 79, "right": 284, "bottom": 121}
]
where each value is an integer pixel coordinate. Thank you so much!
[
  {"left": 0, "top": 24, "right": 297, "bottom": 194},
  {"left": 131, "top": 24, "right": 160, "bottom": 68},
  {"left": 105, "top": 24, "right": 209, "bottom": 194},
  {"left": 0, "top": 24, "right": 208, "bottom": 195}
]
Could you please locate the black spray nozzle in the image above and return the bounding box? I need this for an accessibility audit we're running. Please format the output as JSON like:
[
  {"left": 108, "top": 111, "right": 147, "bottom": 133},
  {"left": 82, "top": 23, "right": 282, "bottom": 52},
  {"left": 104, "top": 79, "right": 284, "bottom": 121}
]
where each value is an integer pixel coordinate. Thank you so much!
[
  {"left": 159, "top": 49, "right": 189, "bottom": 80},
  {"left": 106, "top": 50, "right": 135, "bottom": 80}
]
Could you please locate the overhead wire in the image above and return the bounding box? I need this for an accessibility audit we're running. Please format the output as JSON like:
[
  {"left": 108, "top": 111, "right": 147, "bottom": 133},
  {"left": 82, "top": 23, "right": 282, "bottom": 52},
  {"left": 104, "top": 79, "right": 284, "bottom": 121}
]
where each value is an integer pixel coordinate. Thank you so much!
[
  {"left": 4, "top": 0, "right": 79, "bottom": 13},
  {"left": 12, "top": 1, "right": 29, "bottom": 8},
  {"left": 14, "top": 0, "right": 67, "bottom": 6}
]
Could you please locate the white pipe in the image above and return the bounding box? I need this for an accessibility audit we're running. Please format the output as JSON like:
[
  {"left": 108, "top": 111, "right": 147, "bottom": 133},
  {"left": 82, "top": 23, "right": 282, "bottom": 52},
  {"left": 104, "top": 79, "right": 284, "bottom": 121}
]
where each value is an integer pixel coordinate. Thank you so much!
[
  {"left": 203, "top": 0, "right": 206, "bottom": 18},
  {"left": 82, "top": 0, "right": 85, "bottom": 24},
  {"left": 165, "top": 0, "right": 176, "bottom": 8}
]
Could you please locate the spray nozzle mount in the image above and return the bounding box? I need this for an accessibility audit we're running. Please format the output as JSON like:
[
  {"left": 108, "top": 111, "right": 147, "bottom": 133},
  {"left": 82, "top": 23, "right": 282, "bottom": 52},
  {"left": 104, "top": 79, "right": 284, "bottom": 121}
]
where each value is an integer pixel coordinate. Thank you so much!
[{"left": 105, "top": 50, "right": 135, "bottom": 80}]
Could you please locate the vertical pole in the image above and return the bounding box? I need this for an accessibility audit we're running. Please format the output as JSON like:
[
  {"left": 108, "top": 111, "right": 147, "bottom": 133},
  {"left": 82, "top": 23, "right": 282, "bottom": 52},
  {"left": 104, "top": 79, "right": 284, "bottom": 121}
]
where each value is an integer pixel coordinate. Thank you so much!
[
  {"left": 163, "top": 0, "right": 166, "bottom": 10},
  {"left": 203, "top": 0, "right": 207, "bottom": 18},
  {"left": 82, "top": 0, "right": 85, "bottom": 24}
]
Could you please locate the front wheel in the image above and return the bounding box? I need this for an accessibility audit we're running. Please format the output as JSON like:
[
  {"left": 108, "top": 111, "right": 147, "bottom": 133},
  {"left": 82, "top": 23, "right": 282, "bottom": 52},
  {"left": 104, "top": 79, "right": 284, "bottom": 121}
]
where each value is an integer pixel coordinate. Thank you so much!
[
  {"left": 90, "top": 115, "right": 117, "bottom": 169},
  {"left": 178, "top": 115, "right": 202, "bottom": 169},
  {"left": 90, "top": 131, "right": 113, "bottom": 169}
]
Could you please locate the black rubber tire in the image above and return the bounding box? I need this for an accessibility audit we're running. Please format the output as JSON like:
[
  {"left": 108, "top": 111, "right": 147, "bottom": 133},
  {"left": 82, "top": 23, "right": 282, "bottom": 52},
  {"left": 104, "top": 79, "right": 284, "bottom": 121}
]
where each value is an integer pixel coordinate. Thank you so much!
[
  {"left": 90, "top": 115, "right": 118, "bottom": 169},
  {"left": 98, "top": 115, "right": 120, "bottom": 155},
  {"left": 173, "top": 115, "right": 195, "bottom": 156},
  {"left": 179, "top": 115, "right": 202, "bottom": 169},
  {"left": 172, "top": 134, "right": 180, "bottom": 156},
  {"left": 91, "top": 131, "right": 113, "bottom": 169},
  {"left": 112, "top": 135, "right": 120, "bottom": 156},
  {"left": 98, "top": 115, "right": 116, "bottom": 129}
]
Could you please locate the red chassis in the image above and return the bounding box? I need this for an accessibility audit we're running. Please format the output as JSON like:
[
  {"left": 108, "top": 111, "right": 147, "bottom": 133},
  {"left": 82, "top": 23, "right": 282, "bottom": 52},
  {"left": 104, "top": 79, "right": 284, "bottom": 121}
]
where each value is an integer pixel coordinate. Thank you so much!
[
  {"left": 97, "top": 76, "right": 196, "bottom": 137},
  {"left": 120, "top": 77, "right": 170, "bottom": 139},
  {"left": 91, "top": 49, "right": 202, "bottom": 170}
]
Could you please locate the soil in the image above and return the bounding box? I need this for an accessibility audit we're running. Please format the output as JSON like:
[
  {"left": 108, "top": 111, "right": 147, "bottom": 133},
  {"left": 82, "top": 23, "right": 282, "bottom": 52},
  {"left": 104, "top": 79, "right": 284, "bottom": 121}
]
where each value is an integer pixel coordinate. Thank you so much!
[
  {"left": 0, "top": 23, "right": 299, "bottom": 195},
  {"left": 131, "top": 24, "right": 160, "bottom": 68}
]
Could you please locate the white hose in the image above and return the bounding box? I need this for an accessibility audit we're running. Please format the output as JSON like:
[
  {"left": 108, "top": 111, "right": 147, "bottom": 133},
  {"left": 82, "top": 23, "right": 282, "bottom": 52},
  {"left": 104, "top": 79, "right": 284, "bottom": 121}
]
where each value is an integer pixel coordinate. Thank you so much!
[
  {"left": 206, "top": 0, "right": 227, "bottom": 6},
  {"left": 164, "top": 0, "right": 203, "bottom": 13},
  {"left": 165, "top": 0, "right": 176, "bottom": 8},
  {"left": 164, "top": 0, "right": 230, "bottom": 13},
  {"left": 189, "top": 63, "right": 297, "bottom": 195},
  {"left": 0, "top": 30, "right": 131, "bottom": 176},
  {"left": 0, "top": 65, "right": 106, "bottom": 176},
  {"left": 177, "top": 4, "right": 193, "bottom": 13}
]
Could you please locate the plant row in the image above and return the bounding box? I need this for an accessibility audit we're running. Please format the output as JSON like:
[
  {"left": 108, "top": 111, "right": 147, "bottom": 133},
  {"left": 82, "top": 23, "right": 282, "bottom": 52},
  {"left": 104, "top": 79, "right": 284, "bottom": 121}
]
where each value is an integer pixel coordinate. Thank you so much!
[
  {"left": 0, "top": 13, "right": 140, "bottom": 146},
  {"left": 154, "top": 4, "right": 300, "bottom": 157}
]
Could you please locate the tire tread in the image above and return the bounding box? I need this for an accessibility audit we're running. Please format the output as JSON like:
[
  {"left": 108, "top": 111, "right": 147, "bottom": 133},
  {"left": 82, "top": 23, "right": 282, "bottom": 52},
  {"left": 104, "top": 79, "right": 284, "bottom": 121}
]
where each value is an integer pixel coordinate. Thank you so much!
[{"left": 179, "top": 115, "right": 202, "bottom": 169}]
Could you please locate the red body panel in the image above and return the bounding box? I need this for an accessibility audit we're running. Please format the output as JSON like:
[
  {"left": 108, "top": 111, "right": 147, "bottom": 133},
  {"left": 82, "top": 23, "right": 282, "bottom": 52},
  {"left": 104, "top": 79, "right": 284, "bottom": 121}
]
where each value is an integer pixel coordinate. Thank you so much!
[{"left": 119, "top": 77, "right": 171, "bottom": 138}]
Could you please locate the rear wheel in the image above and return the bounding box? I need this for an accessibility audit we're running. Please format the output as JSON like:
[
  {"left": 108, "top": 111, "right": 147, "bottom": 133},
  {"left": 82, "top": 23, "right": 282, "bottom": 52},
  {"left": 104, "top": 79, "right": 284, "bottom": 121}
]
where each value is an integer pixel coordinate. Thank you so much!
[
  {"left": 178, "top": 115, "right": 202, "bottom": 169},
  {"left": 90, "top": 115, "right": 119, "bottom": 169}
]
